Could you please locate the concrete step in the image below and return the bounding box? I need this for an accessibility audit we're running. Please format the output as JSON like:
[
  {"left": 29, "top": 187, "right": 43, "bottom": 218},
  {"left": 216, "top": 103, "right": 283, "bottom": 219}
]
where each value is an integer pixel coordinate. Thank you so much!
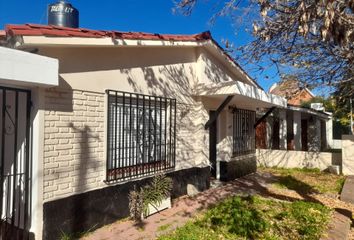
[
  {"left": 341, "top": 176, "right": 354, "bottom": 204},
  {"left": 321, "top": 211, "right": 351, "bottom": 240}
]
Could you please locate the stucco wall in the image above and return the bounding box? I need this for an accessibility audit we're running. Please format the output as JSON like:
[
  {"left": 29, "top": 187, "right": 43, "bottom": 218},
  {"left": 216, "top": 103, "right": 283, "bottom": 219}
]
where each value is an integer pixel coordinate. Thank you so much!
[
  {"left": 256, "top": 149, "right": 341, "bottom": 170},
  {"left": 39, "top": 47, "right": 198, "bottom": 100},
  {"left": 196, "top": 48, "right": 247, "bottom": 85},
  {"left": 342, "top": 135, "right": 354, "bottom": 175}
]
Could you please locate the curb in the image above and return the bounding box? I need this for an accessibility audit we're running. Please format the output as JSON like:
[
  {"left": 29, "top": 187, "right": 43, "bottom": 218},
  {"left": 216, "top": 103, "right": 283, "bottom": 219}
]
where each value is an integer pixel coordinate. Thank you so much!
[
  {"left": 323, "top": 175, "right": 354, "bottom": 240},
  {"left": 341, "top": 176, "right": 354, "bottom": 204},
  {"left": 322, "top": 211, "right": 351, "bottom": 240}
]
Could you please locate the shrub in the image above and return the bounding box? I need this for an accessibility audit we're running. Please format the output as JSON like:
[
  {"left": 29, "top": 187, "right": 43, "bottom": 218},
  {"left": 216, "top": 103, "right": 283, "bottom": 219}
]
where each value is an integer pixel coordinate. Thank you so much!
[
  {"left": 202, "top": 196, "right": 268, "bottom": 239},
  {"left": 290, "top": 201, "right": 331, "bottom": 239}
]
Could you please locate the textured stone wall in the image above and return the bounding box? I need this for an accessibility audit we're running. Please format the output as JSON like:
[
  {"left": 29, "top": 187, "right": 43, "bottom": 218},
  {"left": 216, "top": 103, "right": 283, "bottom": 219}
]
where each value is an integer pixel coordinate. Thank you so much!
[{"left": 43, "top": 89, "right": 105, "bottom": 201}]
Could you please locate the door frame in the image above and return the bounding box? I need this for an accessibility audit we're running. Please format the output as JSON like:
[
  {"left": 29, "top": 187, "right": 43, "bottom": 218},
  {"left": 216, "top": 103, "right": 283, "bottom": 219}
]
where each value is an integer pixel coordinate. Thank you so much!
[{"left": 0, "top": 86, "right": 32, "bottom": 240}]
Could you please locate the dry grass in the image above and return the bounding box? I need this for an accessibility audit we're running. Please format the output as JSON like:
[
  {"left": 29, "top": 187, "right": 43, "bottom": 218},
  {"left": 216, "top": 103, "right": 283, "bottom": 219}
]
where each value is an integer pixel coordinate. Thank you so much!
[
  {"left": 260, "top": 167, "right": 354, "bottom": 240},
  {"left": 259, "top": 167, "right": 346, "bottom": 195}
]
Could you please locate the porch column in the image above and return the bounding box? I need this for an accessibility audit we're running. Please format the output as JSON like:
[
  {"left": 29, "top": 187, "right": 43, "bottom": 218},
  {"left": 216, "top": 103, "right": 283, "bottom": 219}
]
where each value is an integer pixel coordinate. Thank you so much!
[
  {"left": 279, "top": 109, "right": 287, "bottom": 150},
  {"left": 326, "top": 116, "right": 333, "bottom": 149},
  {"left": 314, "top": 117, "right": 322, "bottom": 151},
  {"left": 308, "top": 116, "right": 321, "bottom": 152},
  {"left": 293, "top": 111, "right": 302, "bottom": 150},
  {"left": 266, "top": 117, "right": 273, "bottom": 149}
]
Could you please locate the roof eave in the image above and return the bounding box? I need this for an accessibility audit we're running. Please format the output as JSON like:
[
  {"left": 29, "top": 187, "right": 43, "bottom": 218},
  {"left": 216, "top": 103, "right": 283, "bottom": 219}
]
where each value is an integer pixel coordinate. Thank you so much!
[
  {"left": 15, "top": 36, "right": 259, "bottom": 87},
  {"left": 287, "top": 104, "right": 331, "bottom": 119},
  {"left": 17, "top": 35, "right": 205, "bottom": 48}
]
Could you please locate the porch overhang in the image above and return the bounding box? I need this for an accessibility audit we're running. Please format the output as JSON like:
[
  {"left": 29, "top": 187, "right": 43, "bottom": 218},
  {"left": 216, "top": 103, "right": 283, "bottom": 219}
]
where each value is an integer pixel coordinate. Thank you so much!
[
  {"left": 287, "top": 105, "right": 331, "bottom": 120},
  {"left": 0, "top": 47, "right": 58, "bottom": 88},
  {"left": 193, "top": 81, "right": 287, "bottom": 111}
]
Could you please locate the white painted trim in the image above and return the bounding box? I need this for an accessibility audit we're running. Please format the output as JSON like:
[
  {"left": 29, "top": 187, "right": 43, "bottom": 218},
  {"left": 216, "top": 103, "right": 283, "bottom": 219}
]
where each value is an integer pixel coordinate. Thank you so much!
[
  {"left": 21, "top": 36, "right": 203, "bottom": 48},
  {"left": 216, "top": 111, "right": 222, "bottom": 180},
  {"left": 293, "top": 111, "right": 302, "bottom": 151},
  {"left": 288, "top": 105, "right": 330, "bottom": 119},
  {"left": 103, "top": 90, "right": 109, "bottom": 181},
  {"left": 193, "top": 81, "right": 287, "bottom": 108},
  {"left": 30, "top": 87, "right": 45, "bottom": 240},
  {"left": 0, "top": 47, "right": 58, "bottom": 87},
  {"left": 305, "top": 88, "right": 316, "bottom": 98}
]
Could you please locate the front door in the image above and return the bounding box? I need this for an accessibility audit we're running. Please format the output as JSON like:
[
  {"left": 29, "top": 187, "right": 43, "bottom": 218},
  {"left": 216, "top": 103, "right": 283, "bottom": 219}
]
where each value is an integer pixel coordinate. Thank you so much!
[
  {"left": 0, "top": 87, "right": 31, "bottom": 240},
  {"left": 209, "top": 111, "right": 217, "bottom": 178}
]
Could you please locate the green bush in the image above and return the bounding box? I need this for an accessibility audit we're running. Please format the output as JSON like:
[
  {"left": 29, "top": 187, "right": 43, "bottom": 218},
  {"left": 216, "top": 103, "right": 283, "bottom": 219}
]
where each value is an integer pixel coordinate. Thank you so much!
[
  {"left": 202, "top": 196, "right": 268, "bottom": 239},
  {"left": 290, "top": 201, "right": 331, "bottom": 239},
  {"left": 159, "top": 195, "right": 331, "bottom": 240}
]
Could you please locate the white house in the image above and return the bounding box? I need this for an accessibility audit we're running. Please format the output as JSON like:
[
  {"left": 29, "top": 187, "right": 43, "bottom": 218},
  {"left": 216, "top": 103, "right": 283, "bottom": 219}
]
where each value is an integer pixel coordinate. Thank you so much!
[{"left": 0, "top": 23, "right": 286, "bottom": 240}]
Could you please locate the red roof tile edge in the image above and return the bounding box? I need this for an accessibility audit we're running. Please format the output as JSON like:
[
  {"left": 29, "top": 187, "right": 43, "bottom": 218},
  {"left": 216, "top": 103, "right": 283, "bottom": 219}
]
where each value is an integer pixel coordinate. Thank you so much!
[
  {"left": 5, "top": 24, "right": 212, "bottom": 41},
  {"left": 3, "top": 23, "right": 262, "bottom": 90}
]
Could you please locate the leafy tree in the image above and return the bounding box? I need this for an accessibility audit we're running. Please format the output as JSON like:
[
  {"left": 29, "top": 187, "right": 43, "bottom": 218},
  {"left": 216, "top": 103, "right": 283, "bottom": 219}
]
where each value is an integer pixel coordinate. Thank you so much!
[
  {"left": 175, "top": 0, "right": 354, "bottom": 98},
  {"left": 300, "top": 95, "right": 352, "bottom": 137}
]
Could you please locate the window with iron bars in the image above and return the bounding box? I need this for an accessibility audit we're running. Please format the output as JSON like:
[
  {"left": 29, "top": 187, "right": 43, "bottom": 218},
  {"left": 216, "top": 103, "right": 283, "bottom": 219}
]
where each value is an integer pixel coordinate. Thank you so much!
[
  {"left": 106, "top": 90, "right": 176, "bottom": 182},
  {"left": 232, "top": 108, "right": 256, "bottom": 156}
]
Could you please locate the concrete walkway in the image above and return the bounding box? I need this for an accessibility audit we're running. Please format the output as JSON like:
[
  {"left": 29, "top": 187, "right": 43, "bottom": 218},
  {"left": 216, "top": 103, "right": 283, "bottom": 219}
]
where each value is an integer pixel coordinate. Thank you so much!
[{"left": 82, "top": 172, "right": 275, "bottom": 240}]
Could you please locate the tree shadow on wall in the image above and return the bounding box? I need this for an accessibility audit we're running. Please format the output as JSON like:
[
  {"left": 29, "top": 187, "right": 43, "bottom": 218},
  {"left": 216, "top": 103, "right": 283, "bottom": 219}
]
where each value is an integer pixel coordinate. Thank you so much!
[
  {"left": 66, "top": 124, "right": 101, "bottom": 235},
  {"left": 122, "top": 64, "right": 208, "bottom": 171}
]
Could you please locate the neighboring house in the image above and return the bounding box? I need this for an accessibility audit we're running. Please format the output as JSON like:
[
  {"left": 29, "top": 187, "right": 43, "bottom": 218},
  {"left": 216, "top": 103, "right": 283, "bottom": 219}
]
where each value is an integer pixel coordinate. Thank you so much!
[
  {"left": 257, "top": 80, "right": 333, "bottom": 152},
  {"left": 269, "top": 79, "right": 315, "bottom": 106},
  {"left": 256, "top": 105, "right": 332, "bottom": 151},
  {"left": 0, "top": 23, "right": 285, "bottom": 240},
  {"left": 256, "top": 80, "right": 337, "bottom": 170}
]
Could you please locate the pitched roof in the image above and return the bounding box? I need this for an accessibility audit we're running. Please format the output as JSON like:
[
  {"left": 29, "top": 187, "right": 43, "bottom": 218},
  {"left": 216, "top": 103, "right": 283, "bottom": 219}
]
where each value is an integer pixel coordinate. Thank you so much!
[
  {"left": 5, "top": 24, "right": 212, "bottom": 41},
  {"left": 269, "top": 79, "right": 314, "bottom": 106},
  {"left": 269, "top": 80, "right": 300, "bottom": 97},
  {"left": 3, "top": 23, "right": 263, "bottom": 90}
]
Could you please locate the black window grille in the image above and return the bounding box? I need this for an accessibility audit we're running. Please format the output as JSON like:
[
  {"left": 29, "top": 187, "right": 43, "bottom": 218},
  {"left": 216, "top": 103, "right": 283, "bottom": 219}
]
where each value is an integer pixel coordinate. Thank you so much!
[
  {"left": 106, "top": 90, "right": 176, "bottom": 182},
  {"left": 232, "top": 108, "right": 256, "bottom": 156}
]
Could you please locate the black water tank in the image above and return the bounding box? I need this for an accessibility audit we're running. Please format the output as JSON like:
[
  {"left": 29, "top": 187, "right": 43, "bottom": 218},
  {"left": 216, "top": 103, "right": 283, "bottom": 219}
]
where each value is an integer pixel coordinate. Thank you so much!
[{"left": 48, "top": 1, "right": 79, "bottom": 28}]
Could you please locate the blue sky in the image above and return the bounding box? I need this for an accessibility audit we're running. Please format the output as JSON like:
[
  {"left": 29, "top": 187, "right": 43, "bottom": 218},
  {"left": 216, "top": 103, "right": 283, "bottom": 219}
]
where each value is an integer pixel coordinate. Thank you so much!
[{"left": 0, "top": 0, "right": 279, "bottom": 90}]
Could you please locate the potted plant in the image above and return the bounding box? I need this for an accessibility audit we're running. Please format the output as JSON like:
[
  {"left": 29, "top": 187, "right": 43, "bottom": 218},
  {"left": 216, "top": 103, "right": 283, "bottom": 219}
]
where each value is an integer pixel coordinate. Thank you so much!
[{"left": 128, "top": 174, "right": 172, "bottom": 221}]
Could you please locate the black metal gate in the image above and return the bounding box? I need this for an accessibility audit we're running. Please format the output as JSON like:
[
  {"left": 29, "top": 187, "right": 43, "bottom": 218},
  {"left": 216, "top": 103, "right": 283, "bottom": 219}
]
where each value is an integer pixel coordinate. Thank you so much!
[{"left": 0, "top": 87, "right": 31, "bottom": 240}]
